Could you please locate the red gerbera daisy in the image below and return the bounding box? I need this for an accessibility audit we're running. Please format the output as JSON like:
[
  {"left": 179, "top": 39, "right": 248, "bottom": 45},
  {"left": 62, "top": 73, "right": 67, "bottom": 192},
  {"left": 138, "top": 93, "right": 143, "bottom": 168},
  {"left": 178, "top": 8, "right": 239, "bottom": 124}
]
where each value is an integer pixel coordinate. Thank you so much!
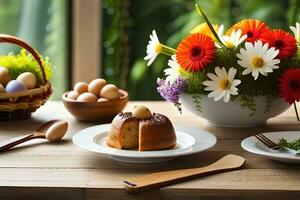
[
  {"left": 176, "top": 33, "right": 215, "bottom": 73},
  {"left": 226, "top": 19, "right": 270, "bottom": 43},
  {"left": 279, "top": 69, "right": 300, "bottom": 104},
  {"left": 260, "top": 29, "right": 297, "bottom": 59}
]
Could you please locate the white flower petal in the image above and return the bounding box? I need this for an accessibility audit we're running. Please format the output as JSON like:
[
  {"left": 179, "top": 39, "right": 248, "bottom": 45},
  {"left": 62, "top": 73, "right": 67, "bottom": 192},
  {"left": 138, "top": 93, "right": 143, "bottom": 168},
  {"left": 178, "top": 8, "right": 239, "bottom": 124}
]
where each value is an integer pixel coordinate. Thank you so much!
[
  {"left": 218, "top": 24, "right": 224, "bottom": 37},
  {"left": 204, "top": 86, "right": 218, "bottom": 91},
  {"left": 146, "top": 55, "right": 157, "bottom": 66},
  {"left": 223, "top": 92, "right": 230, "bottom": 102},
  {"left": 231, "top": 79, "right": 241, "bottom": 87},
  {"left": 229, "top": 88, "right": 238, "bottom": 95},
  {"left": 242, "top": 68, "right": 252, "bottom": 75},
  {"left": 290, "top": 26, "right": 296, "bottom": 33},
  {"left": 237, "top": 60, "right": 249, "bottom": 69},
  {"left": 215, "top": 67, "right": 226, "bottom": 78},
  {"left": 228, "top": 67, "right": 237, "bottom": 81},
  {"left": 164, "top": 55, "right": 180, "bottom": 84},
  {"left": 214, "top": 90, "right": 226, "bottom": 101},
  {"left": 207, "top": 73, "right": 219, "bottom": 81},
  {"left": 203, "top": 80, "right": 216, "bottom": 87},
  {"left": 290, "top": 22, "right": 300, "bottom": 42},
  {"left": 208, "top": 90, "right": 220, "bottom": 98},
  {"left": 253, "top": 70, "right": 259, "bottom": 80}
]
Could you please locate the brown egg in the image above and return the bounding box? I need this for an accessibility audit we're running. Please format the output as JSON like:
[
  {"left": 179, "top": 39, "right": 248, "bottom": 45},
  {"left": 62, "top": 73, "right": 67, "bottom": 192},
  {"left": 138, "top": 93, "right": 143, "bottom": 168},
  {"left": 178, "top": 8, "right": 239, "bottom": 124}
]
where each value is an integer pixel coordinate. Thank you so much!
[
  {"left": 77, "top": 92, "right": 97, "bottom": 102},
  {"left": 0, "top": 66, "right": 10, "bottom": 86},
  {"left": 17, "top": 72, "right": 37, "bottom": 89},
  {"left": 88, "top": 78, "right": 107, "bottom": 96},
  {"left": 99, "top": 84, "right": 120, "bottom": 100},
  {"left": 0, "top": 83, "right": 5, "bottom": 93},
  {"left": 67, "top": 91, "right": 79, "bottom": 100},
  {"left": 74, "top": 82, "right": 88, "bottom": 94},
  {"left": 97, "top": 97, "right": 109, "bottom": 102},
  {"left": 132, "top": 105, "right": 152, "bottom": 119}
]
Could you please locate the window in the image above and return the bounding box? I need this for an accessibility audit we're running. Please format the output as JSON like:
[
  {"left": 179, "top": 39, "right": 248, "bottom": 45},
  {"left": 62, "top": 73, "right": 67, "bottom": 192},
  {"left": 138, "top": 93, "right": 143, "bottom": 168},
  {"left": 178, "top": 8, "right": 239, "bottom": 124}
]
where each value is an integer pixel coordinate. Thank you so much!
[{"left": 0, "top": 0, "right": 69, "bottom": 99}]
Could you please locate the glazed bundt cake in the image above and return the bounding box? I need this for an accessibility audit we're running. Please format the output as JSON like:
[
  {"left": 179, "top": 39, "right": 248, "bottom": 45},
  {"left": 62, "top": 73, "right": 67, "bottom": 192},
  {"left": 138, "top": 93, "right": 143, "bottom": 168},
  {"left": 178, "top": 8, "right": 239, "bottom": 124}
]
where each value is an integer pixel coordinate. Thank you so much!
[{"left": 107, "top": 105, "right": 176, "bottom": 151}]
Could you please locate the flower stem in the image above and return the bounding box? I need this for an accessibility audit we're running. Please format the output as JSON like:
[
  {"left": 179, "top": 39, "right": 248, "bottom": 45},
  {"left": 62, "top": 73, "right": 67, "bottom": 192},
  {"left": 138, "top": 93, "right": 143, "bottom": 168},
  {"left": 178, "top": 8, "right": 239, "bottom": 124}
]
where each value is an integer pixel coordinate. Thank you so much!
[
  {"left": 161, "top": 51, "right": 173, "bottom": 56},
  {"left": 294, "top": 102, "right": 300, "bottom": 121},
  {"left": 195, "top": 3, "right": 227, "bottom": 49},
  {"left": 161, "top": 44, "right": 176, "bottom": 54}
]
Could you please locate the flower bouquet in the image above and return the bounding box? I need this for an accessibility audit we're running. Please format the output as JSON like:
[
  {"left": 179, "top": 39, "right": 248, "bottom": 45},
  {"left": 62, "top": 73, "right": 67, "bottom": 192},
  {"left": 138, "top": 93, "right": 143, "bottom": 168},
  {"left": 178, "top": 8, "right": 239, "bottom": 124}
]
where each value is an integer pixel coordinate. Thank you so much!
[{"left": 144, "top": 4, "right": 300, "bottom": 127}]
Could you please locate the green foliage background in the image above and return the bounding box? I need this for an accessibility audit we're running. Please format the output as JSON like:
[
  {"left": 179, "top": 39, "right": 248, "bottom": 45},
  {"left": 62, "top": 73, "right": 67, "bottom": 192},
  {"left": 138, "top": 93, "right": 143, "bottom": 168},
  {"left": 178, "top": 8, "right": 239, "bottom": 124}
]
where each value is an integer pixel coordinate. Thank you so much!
[{"left": 102, "top": 0, "right": 300, "bottom": 100}]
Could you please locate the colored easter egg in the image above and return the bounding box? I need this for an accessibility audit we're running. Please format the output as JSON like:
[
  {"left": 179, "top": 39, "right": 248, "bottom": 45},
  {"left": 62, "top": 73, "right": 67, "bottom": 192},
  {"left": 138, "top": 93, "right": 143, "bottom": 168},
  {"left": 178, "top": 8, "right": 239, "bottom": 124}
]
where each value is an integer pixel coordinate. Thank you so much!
[{"left": 5, "top": 80, "right": 27, "bottom": 93}]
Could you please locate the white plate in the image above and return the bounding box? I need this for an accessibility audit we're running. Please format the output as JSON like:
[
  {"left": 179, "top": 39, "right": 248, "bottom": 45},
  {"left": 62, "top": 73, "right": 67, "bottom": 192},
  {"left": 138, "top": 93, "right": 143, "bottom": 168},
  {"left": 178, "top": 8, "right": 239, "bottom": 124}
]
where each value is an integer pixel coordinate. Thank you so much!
[
  {"left": 241, "top": 131, "right": 300, "bottom": 163},
  {"left": 73, "top": 124, "right": 217, "bottom": 163}
]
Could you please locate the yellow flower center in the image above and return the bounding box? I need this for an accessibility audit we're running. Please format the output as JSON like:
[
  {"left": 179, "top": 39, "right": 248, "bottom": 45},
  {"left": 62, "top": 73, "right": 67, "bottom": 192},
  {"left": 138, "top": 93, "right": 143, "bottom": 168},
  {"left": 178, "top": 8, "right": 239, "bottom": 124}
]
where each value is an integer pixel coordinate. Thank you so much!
[
  {"left": 252, "top": 56, "right": 264, "bottom": 68},
  {"left": 219, "top": 79, "right": 231, "bottom": 90},
  {"left": 225, "top": 41, "right": 235, "bottom": 48},
  {"left": 155, "top": 43, "right": 162, "bottom": 53}
]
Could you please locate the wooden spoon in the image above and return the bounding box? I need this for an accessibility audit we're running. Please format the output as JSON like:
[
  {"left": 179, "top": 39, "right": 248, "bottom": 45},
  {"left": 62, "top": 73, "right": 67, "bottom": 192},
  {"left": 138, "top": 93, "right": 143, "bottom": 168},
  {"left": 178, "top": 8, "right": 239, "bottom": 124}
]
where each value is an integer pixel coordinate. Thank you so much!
[
  {"left": 124, "top": 154, "right": 245, "bottom": 193},
  {"left": 0, "top": 120, "right": 68, "bottom": 152}
]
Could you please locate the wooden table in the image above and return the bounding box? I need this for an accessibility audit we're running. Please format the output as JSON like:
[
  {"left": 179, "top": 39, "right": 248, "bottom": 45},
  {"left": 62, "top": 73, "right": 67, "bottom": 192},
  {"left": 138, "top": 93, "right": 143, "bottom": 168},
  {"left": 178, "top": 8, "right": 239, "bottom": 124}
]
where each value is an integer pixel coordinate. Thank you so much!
[{"left": 0, "top": 101, "right": 300, "bottom": 200}]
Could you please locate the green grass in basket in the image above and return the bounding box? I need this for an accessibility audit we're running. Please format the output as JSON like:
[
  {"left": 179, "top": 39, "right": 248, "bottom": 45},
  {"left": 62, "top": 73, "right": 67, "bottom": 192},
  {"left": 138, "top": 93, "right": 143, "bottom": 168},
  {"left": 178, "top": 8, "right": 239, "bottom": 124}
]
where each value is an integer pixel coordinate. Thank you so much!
[{"left": 0, "top": 49, "right": 52, "bottom": 86}]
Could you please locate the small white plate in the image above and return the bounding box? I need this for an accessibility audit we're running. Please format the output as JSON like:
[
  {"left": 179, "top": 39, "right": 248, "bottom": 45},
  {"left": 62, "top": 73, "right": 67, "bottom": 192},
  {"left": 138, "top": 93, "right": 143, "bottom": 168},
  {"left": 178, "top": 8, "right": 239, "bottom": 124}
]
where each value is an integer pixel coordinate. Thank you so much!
[
  {"left": 241, "top": 131, "right": 300, "bottom": 163},
  {"left": 73, "top": 124, "right": 217, "bottom": 163}
]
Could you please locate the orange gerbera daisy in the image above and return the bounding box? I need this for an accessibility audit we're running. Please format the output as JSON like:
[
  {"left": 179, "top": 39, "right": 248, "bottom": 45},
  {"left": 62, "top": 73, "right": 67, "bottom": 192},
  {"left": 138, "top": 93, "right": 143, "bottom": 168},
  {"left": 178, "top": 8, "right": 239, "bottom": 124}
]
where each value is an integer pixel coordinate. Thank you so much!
[
  {"left": 260, "top": 29, "right": 297, "bottom": 59},
  {"left": 176, "top": 33, "right": 215, "bottom": 73},
  {"left": 227, "top": 19, "right": 269, "bottom": 43}
]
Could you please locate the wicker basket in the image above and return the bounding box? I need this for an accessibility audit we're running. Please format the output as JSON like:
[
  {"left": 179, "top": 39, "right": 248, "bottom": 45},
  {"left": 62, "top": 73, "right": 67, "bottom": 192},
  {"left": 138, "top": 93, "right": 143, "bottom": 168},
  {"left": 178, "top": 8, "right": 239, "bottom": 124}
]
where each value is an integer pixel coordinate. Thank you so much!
[{"left": 0, "top": 34, "right": 52, "bottom": 120}]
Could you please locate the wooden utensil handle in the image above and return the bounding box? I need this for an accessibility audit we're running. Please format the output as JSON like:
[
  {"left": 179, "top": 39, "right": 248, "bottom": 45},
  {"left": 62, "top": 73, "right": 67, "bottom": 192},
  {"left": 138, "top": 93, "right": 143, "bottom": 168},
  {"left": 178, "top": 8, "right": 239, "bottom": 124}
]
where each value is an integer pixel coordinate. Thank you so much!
[
  {"left": 124, "top": 154, "right": 245, "bottom": 193},
  {"left": 0, "top": 133, "right": 38, "bottom": 152}
]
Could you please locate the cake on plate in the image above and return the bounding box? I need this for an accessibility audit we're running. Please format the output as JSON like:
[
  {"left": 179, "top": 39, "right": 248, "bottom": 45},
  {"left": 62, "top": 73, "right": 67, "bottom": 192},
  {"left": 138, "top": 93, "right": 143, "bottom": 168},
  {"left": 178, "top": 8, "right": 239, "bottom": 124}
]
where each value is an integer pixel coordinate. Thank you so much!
[{"left": 107, "top": 105, "right": 176, "bottom": 151}]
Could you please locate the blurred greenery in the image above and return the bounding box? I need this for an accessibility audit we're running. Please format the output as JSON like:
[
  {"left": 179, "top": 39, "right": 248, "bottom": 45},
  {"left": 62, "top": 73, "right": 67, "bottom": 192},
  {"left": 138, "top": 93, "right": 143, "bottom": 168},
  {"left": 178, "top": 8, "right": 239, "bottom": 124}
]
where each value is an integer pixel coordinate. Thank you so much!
[{"left": 102, "top": 0, "right": 300, "bottom": 100}]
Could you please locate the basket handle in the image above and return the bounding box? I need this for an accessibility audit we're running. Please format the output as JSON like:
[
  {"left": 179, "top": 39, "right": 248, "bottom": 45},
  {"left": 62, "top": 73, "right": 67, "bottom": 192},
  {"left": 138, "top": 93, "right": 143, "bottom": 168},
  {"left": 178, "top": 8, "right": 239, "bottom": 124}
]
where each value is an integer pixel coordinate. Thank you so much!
[{"left": 0, "top": 34, "right": 47, "bottom": 84}]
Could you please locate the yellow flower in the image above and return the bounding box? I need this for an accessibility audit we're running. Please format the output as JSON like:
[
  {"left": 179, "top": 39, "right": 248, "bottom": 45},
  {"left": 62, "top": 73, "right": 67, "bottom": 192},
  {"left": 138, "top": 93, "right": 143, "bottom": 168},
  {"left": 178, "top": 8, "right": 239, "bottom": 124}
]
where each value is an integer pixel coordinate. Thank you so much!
[{"left": 190, "top": 22, "right": 220, "bottom": 40}]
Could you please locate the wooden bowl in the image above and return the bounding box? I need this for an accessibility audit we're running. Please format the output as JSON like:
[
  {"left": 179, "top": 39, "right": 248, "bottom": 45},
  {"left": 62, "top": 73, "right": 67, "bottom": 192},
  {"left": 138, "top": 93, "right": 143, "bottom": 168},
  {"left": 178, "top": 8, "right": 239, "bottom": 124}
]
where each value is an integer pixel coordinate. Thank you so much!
[{"left": 62, "top": 89, "right": 128, "bottom": 123}]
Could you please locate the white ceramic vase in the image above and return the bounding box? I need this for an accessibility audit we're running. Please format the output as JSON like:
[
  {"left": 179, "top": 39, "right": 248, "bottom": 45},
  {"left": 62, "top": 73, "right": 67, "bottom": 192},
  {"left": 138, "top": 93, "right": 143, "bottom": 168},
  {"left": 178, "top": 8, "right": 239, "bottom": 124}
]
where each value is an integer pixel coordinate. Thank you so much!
[{"left": 180, "top": 93, "right": 291, "bottom": 127}]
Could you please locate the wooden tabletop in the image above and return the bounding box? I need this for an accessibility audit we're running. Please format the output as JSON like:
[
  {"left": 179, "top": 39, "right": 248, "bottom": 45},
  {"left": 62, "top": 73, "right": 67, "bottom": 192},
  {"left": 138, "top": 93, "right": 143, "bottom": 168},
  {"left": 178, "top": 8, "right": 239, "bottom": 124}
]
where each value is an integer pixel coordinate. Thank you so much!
[{"left": 0, "top": 101, "right": 300, "bottom": 200}]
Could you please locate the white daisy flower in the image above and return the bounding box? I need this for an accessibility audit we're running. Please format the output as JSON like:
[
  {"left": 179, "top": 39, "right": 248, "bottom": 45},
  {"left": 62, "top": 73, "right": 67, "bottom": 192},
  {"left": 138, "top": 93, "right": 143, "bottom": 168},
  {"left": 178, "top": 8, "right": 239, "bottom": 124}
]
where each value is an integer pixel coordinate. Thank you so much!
[
  {"left": 218, "top": 29, "right": 247, "bottom": 48},
  {"left": 144, "top": 30, "right": 162, "bottom": 66},
  {"left": 164, "top": 55, "right": 180, "bottom": 84},
  {"left": 237, "top": 40, "right": 280, "bottom": 80},
  {"left": 290, "top": 22, "right": 300, "bottom": 43},
  {"left": 203, "top": 67, "right": 241, "bottom": 103},
  {"left": 217, "top": 24, "right": 224, "bottom": 38}
]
